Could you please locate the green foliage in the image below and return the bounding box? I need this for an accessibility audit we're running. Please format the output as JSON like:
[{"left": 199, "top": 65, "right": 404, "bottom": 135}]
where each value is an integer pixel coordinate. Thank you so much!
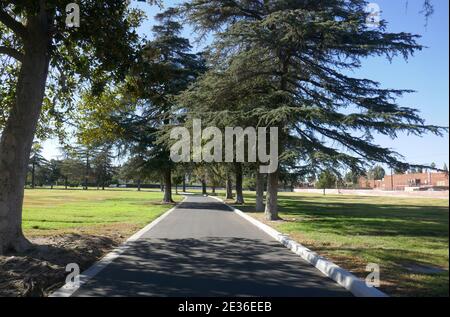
[
  {"left": 345, "top": 169, "right": 364, "bottom": 186},
  {"left": 367, "top": 165, "right": 386, "bottom": 180},
  {"left": 243, "top": 177, "right": 256, "bottom": 191},
  {"left": 179, "top": 0, "right": 446, "bottom": 174},
  {"left": 316, "top": 170, "right": 337, "bottom": 190},
  {"left": 77, "top": 8, "right": 206, "bottom": 182},
  {"left": 0, "top": 1, "right": 157, "bottom": 141}
]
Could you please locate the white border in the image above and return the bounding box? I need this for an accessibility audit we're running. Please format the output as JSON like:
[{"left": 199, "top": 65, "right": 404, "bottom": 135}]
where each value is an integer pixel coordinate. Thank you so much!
[
  {"left": 49, "top": 196, "right": 187, "bottom": 297},
  {"left": 210, "top": 195, "right": 388, "bottom": 297}
]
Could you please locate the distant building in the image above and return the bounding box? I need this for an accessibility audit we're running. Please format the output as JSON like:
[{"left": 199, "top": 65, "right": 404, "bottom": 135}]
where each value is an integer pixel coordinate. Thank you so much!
[{"left": 359, "top": 172, "right": 449, "bottom": 191}]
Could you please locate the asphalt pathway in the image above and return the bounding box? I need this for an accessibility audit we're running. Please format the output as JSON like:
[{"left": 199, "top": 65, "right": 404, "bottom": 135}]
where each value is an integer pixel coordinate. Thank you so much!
[{"left": 71, "top": 195, "right": 350, "bottom": 297}]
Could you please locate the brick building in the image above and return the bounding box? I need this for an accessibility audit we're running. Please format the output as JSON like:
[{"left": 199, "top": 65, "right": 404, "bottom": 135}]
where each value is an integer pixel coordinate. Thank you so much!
[{"left": 359, "top": 172, "right": 449, "bottom": 191}]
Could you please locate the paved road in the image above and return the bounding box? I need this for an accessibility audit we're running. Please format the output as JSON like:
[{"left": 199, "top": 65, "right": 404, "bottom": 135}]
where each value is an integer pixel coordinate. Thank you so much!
[{"left": 72, "top": 195, "right": 350, "bottom": 297}]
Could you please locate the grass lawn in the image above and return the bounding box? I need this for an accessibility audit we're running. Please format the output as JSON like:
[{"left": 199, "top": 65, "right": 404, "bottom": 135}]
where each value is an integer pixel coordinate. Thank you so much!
[
  {"left": 0, "top": 188, "right": 182, "bottom": 297},
  {"left": 23, "top": 188, "right": 181, "bottom": 238},
  {"left": 228, "top": 192, "right": 449, "bottom": 297}
]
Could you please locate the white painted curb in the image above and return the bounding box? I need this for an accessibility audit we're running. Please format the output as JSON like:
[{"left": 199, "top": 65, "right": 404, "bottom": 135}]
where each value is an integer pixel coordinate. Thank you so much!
[
  {"left": 49, "top": 196, "right": 187, "bottom": 297},
  {"left": 209, "top": 196, "right": 388, "bottom": 298}
]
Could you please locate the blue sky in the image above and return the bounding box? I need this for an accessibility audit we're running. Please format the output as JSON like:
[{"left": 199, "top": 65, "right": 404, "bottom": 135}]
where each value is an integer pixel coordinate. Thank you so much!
[{"left": 43, "top": 0, "right": 449, "bottom": 169}]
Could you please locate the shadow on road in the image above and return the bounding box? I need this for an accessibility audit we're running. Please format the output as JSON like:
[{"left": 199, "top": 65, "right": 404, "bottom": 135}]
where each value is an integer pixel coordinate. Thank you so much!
[{"left": 75, "top": 237, "right": 351, "bottom": 297}]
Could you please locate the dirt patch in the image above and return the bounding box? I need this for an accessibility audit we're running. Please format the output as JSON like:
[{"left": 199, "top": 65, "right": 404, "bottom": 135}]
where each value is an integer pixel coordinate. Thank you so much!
[{"left": 0, "top": 232, "right": 125, "bottom": 297}]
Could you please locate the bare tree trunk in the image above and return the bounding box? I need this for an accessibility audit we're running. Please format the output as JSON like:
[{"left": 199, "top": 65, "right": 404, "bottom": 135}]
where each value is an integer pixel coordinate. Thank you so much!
[
  {"left": 226, "top": 172, "right": 233, "bottom": 200},
  {"left": 101, "top": 168, "right": 105, "bottom": 190},
  {"left": 256, "top": 171, "right": 265, "bottom": 212},
  {"left": 201, "top": 179, "right": 207, "bottom": 195},
  {"left": 265, "top": 170, "right": 279, "bottom": 220},
  {"left": 163, "top": 169, "right": 173, "bottom": 203},
  {"left": 235, "top": 163, "right": 244, "bottom": 204},
  {"left": 182, "top": 176, "right": 186, "bottom": 193},
  {"left": 137, "top": 178, "right": 141, "bottom": 192},
  {"left": 0, "top": 15, "right": 50, "bottom": 254}
]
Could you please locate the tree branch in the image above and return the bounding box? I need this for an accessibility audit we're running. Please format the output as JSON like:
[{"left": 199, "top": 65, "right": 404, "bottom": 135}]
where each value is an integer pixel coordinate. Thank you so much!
[
  {"left": 0, "top": 45, "right": 24, "bottom": 62},
  {"left": 0, "top": 8, "right": 27, "bottom": 39}
]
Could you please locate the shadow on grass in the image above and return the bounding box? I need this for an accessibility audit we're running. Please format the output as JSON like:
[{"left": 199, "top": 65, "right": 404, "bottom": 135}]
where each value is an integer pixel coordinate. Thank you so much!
[
  {"left": 235, "top": 194, "right": 449, "bottom": 239},
  {"left": 234, "top": 193, "right": 449, "bottom": 296}
]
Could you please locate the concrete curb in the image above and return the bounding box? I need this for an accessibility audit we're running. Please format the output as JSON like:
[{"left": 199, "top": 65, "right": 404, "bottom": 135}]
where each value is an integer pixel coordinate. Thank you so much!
[
  {"left": 49, "top": 196, "right": 187, "bottom": 297},
  {"left": 209, "top": 195, "right": 388, "bottom": 298}
]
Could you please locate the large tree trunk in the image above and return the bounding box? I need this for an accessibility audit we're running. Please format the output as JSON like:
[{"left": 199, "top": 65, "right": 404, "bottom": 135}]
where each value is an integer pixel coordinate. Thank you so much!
[
  {"left": 265, "top": 170, "right": 279, "bottom": 220},
  {"left": 235, "top": 163, "right": 244, "bottom": 204},
  {"left": 0, "top": 15, "right": 51, "bottom": 254},
  {"left": 201, "top": 179, "right": 207, "bottom": 195},
  {"left": 255, "top": 171, "right": 265, "bottom": 212},
  {"left": 137, "top": 178, "right": 141, "bottom": 192},
  {"left": 226, "top": 172, "right": 233, "bottom": 200},
  {"left": 163, "top": 169, "right": 173, "bottom": 203},
  {"left": 182, "top": 176, "right": 186, "bottom": 193},
  {"left": 263, "top": 51, "right": 288, "bottom": 221}
]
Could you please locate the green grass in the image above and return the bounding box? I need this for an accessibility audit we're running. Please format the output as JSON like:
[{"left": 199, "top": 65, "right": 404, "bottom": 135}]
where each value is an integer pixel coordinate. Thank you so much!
[
  {"left": 21, "top": 188, "right": 449, "bottom": 296},
  {"left": 230, "top": 191, "right": 449, "bottom": 297},
  {"left": 23, "top": 188, "right": 180, "bottom": 235}
]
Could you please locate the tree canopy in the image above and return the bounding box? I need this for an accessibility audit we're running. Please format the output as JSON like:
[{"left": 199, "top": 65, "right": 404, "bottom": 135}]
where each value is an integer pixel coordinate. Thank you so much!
[{"left": 177, "top": 0, "right": 446, "bottom": 219}]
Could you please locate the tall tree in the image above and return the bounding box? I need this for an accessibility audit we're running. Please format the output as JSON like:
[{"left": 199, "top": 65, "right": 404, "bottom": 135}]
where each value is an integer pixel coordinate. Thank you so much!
[
  {"left": 122, "top": 8, "right": 205, "bottom": 203},
  {"left": 0, "top": 1, "right": 156, "bottom": 253},
  {"left": 180, "top": 0, "right": 446, "bottom": 220},
  {"left": 28, "top": 142, "right": 48, "bottom": 188},
  {"left": 316, "top": 170, "right": 337, "bottom": 195},
  {"left": 92, "top": 146, "right": 114, "bottom": 190},
  {"left": 119, "top": 156, "right": 149, "bottom": 191},
  {"left": 47, "top": 159, "right": 62, "bottom": 189},
  {"left": 73, "top": 144, "right": 98, "bottom": 190}
]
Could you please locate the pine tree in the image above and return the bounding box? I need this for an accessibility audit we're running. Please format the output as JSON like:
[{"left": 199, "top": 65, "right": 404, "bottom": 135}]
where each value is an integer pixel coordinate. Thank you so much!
[
  {"left": 28, "top": 142, "right": 48, "bottom": 189},
  {"left": 121, "top": 8, "right": 205, "bottom": 203},
  {"left": 179, "top": 0, "right": 446, "bottom": 220},
  {"left": 316, "top": 170, "right": 337, "bottom": 196},
  {"left": 92, "top": 146, "right": 114, "bottom": 190}
]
